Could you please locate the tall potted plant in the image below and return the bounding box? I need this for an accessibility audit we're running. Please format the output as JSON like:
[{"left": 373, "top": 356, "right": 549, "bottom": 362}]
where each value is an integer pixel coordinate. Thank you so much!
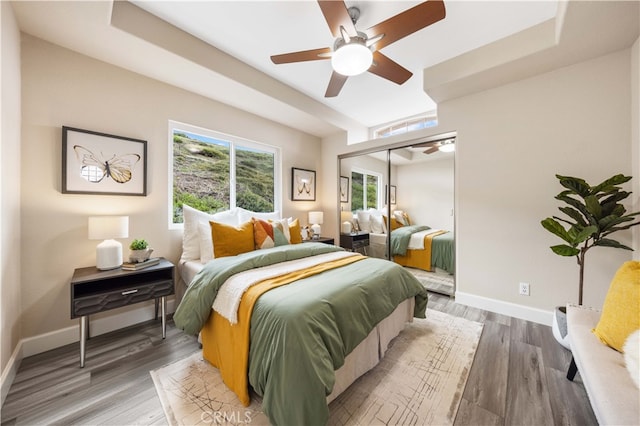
[{"left": 541, "top": 174, "right": 640, "bottom": 347}]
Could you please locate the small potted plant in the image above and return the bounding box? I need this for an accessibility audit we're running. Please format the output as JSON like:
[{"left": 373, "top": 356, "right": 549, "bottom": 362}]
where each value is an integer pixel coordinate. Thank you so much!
[{"left": 129, "top": 238, "right": 153, "bottom": 263}]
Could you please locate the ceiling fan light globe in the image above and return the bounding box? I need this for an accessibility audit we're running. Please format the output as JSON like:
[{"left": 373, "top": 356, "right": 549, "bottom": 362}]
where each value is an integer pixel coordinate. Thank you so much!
[
  {"left": 331, "top": 43, "right": 373, "bottom": 76},
  {"left": 439, "top": 143, "right": 455, "bottom": 153}
]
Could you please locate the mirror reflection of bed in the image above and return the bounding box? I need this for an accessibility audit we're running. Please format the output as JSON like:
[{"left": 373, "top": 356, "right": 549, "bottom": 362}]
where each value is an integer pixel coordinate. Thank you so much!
[{"left": 339, "top": 133, "right": 455, "bottom": 297}]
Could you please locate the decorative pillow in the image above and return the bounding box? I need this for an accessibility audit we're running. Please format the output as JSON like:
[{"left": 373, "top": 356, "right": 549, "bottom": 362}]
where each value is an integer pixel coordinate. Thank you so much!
[
  {"left": 394, "top": 210, "right": 411, "bottom": 226},
  {"left": 385, "top": 215, "right": 403, "bottom": 231},
  {"left": 370, "top": 214, "right": 385, "bottom": 234},
  {"left": 253, "top": 218, "right": 289, "bottom": 249},
  {"left": 593, "top": 261, "right": 640, "bottom": 352},
  {"left": 288, "top": 218, "right": 302, "bottom": 244},
  {"left": 623, "top": 329, "right": 640, "bottom": 389},
  {"left": 210, "top": 220, "right": 255, "bottom": 258}
]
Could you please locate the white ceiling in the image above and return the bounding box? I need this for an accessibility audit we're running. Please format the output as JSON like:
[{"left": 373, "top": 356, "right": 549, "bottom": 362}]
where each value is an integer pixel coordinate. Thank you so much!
[
  {"left": 130, "top": 0, "right": 557, "bottom": 128},
  {"left": 11, "top": 1, "right": 639, "bottom": 140}
]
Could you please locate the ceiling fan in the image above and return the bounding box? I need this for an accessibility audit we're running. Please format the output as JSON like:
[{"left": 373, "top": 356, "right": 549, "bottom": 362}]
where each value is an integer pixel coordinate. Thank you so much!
[
  {"left": 413, "top": 138, "right": 455, "bottom": 154},
  {"left": 270, "top": 0, "right": 446, "bottom": 98}
]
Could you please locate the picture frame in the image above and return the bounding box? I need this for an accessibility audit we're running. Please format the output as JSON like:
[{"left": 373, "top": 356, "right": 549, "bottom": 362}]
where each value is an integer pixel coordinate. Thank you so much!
[
  {"left": 62, "top": 126, "right": 147, "bottom": 196},
  {"left": 385, "top": 185, "right": 397, "bottom": 205},
  {"left": 340, "top": 176, "right": 349, "bottom": 203},
  {"left": 291, "top": 167, "right": 316, "bottom": 201}
]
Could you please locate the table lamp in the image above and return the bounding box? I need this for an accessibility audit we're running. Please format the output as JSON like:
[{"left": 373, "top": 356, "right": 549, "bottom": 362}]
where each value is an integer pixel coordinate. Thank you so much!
[
  {"left": 308, "top": 211, "right": 323, "bottom": 239},
  {"left": 341, "top": 211, "right": 354, "bottom": 234},
  {"left": 88, "top": 216, "right": 129, "bottom": 270}
]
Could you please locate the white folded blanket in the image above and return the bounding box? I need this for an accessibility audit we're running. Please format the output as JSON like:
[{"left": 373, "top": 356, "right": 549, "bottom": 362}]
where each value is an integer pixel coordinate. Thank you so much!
[
  {"left": 408, "top": 229, "right": 443, "bottom": 250},
  {"left": 213, "top": 251, "right": 359, "bottom": 324}
]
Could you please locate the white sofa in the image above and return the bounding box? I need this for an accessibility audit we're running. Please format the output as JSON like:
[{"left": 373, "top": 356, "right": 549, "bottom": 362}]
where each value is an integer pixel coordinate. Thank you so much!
[{"left": 566, "top": 304, "right": 639, "bottom": 425}]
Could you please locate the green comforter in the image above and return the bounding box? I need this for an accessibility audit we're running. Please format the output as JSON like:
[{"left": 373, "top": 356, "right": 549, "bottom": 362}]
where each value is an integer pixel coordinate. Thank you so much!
[
  {"left": 390, "top": 225, "right": 430, "bottom": 256},
  {"left": 174, "top": 243, "right": 428, "bottom": 426}
]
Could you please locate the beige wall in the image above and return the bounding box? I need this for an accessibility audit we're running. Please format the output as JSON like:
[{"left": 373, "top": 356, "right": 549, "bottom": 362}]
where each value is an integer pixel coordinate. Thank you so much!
[
  {"left": 323, "top": 47, "right": 636, "bottom": 322},
  {"left": 1, "top": 1, "right": 22, "bottom": 386},
  {"left": 444, "top": 48, "right": 633, "bottom": 313},
  {"left": 19, "top": 35, "right": 322, "bottom": 343},
  {"left": 632, "top": 37, "right": 639, "bottom": 258},
  {"left": 396, "top": 157, "right": 454, "bottom": 231}
]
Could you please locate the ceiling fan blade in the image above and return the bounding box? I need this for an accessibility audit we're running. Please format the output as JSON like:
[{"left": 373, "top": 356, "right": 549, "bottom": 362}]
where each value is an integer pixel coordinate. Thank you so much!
[
  {"left": 423, "top": 146, "right": 440, "bottom": 155},
  {"left": 325, "top": 71, "right": 348, "bottom": 97},
  {"left": 365, "top": 0, "right": 446, "bottom": 51},
  {"left": 271, "top": 47, "right": 332, "bottom": 64},
  {"left": 317, "top": 1, "right": 357, "bottom": 38},
  {"left": 368, "top": 51, "right": 412, "bottom": 85}
]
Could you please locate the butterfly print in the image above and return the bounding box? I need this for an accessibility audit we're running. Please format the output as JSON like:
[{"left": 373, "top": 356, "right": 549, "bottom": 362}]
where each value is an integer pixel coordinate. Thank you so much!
[{"left": 73, "top": 145, "right": 140, "bottom": 184}]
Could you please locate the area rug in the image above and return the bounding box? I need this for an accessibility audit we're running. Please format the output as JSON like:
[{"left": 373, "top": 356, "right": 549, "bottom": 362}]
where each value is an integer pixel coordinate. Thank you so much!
[
  {"left": 406, "top": 267, "right": 455, "bottom": 296},
  {"left": 151, "top": 309, "right": 483, "bottom": 426}
]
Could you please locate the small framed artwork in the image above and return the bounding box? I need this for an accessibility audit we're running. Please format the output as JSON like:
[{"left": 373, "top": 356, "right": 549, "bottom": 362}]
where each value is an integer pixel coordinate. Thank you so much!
[
  {"left": 62, "top": 126, "right": 147, "bottom": 196},
  {"left": 291, "top": 167, "right": 316, "bottom": 201},
  {"left": 340, "top": 176, "right": 349, "bottom": 203},
  {"left": 385, "top": 185, "right": 398, "bottom": 205}
]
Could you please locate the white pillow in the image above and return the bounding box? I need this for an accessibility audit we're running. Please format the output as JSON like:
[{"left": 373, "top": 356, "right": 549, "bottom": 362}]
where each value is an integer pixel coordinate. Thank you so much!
[
  {"left": 356, "top": 210, "right": 371, "bottom": 232},
  {"left": 181, "top": 204, "right": 240, "bottom": 262},
  {"left": 624, "top": 329, "right": 640, "bottom": 389},
  {"left": 238, "top": 207, "right": 280, "bottom": 223},
  {"left": 368, "top": 208, "right": 387, "bottom": 234},
  {"left": 199, "top": 221, "right": 214, "bottom": 264}
]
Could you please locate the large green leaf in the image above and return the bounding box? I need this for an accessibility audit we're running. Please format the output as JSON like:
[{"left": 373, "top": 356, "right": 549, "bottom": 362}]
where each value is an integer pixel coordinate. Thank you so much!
[
  {"left": 584, "top": 195, "right": 602, "bottom": 219},
  {"left": 558, "top": 206, "right": 588, "bottom": 227},
  {"left": 550, "top": 244, "right": 580, "bottom": 256},
  {"left": 591, "top": 174, "right": 631, "bottom": 193},
  {"left": 556, "top": 175, "right": 590, "bottom": 197},
  {"left": 568, "top": 225, "right": 597, "bottom": 244},
  {"left": 594, "top": 238, "right": 633, "bottom": 250},
  {"left": 541, "top": 218, "right": 572, "bottom": 243}
]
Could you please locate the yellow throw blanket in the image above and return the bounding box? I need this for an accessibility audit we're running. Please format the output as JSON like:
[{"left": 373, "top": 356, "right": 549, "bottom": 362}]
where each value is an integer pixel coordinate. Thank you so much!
[
  {"left": 200, "top": 254, "right": 365, "bottom": 406},
  {"left": 394, "top": 230, "right": 447, "bottom": 271}
]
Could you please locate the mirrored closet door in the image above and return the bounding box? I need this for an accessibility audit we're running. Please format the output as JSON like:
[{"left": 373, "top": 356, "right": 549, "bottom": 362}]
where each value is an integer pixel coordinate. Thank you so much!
[{"left": 338, "top": 132, "right": 456, "bottom": 296}]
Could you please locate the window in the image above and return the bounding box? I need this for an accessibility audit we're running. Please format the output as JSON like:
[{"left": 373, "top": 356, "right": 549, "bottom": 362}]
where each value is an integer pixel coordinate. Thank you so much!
[
  {"left": 169, "top": 121, "right": 280, "bottom": 225},
  {"left": 351, "top": 168, "right": 382, "bottom": 211},
  {"left": 373, "top": 114, "right": 438, "bottom": 139}
]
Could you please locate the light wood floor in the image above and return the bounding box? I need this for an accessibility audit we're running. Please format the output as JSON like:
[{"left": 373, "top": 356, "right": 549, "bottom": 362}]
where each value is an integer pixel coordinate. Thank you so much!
[{"left": 1, "top": 293, "right": 596, "bottom": 425}]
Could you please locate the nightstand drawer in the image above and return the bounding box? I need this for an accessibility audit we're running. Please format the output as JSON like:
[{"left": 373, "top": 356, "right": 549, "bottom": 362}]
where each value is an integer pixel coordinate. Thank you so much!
[
  {"left": 72, "top": 279, "right": 173, "bottom": 317},
  {"left": 351, "top": 238, "right": 369, "bottom": 249}
]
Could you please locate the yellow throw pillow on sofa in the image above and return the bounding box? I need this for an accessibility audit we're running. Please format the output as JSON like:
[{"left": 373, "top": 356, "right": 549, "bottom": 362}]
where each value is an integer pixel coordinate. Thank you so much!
[
  {"left": 592, "top": 261, "right": 640, "bottom": 352},
  {"left": 210, "top": 220, "right": 254, "bottom": 258}
]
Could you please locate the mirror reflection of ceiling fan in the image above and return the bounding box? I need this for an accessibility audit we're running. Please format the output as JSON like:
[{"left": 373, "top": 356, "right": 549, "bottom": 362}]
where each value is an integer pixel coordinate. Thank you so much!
[
  {"left": 413, "top": 138, "right": 456, "bottom": 154},
  {"left": 270, "top": 0, "right": 446, "bottom": 97}
]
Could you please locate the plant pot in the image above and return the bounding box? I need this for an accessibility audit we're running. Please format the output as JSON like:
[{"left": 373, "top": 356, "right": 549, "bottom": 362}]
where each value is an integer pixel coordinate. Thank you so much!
[
  {"left": 129, "top": 248, "right": 153, "bottom": 263},
  {"left": 552, "top": 306, "right": 571, "bottom": 350}
]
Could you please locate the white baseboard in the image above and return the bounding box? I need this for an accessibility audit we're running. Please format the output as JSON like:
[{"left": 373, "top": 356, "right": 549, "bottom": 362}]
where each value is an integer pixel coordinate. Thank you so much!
[
  {"left": 1, "top": 299, "right": 176, "bottom": 404},
  {"left": 1, "top": 340, "right": 23, "bottom": 407},
  {"left": 455, "top": 291, "right": 553, "bottom": 326}
]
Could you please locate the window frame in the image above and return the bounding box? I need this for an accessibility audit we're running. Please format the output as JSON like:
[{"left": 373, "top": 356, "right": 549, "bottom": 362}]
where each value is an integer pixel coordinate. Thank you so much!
[
  {"left": 351, "top": 167, "right": 383, "bottom": 211},
  {"left": 168, "top": 120, "right": 281, "bottom": 229}
]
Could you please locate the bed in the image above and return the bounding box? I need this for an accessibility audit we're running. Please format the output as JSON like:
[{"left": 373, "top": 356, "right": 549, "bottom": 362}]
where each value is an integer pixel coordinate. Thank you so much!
[
  {"left": 356, "top": 208, "right": 455, "bottom": 274},
  {"left": 173, "top": 205, "right": 429, "bottom": 425}
]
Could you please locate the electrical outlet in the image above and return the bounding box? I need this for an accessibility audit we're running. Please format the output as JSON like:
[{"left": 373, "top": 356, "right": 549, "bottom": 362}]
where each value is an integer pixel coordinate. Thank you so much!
[{"left": 519, "top": 282, "right": 530, "bottom": 296}]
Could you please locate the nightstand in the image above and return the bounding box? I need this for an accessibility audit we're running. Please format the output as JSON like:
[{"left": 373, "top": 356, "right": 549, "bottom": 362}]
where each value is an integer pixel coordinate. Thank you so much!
[
  {"left": 70, "top": 258, "right": 175, "bottom": 367},
  {"left": 303, "top": 236, "right": 335, "bottom": 245},
  {"left": 340, "top": 231, "right": 370, "bottom": 254}
]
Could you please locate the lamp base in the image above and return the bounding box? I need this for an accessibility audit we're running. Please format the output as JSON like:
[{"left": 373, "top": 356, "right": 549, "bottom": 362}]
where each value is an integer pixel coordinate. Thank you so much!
[
  {"left": 310, "top": 223, "right": 321, "bottom": 238},
  {"left": 96, "top": 239, "right": 123, "bottom": 270}
]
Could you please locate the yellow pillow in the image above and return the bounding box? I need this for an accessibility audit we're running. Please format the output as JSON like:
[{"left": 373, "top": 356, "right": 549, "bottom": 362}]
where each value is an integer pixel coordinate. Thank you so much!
[
  {"left": 210, "top": 220, "right": 254, "bottom": 258},
  {"left": 289, "top": 218, "right": 302, "bottom": 244},
  {"left": 384, "top": 215, "right": 403, "bottom": 231},
  {"left": 592, "top": 261, "right": 640, "bottom": 352}
]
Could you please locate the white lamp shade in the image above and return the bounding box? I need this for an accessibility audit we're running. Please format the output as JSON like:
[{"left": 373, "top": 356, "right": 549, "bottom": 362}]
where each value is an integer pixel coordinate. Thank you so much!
[
  {"left": 88, "top": 216, "right": 128, "bottom": 270},
  {"left": 308, "top": 211, "right": 324, "bottom": 225},
  {"left": 88, "top": 216, "right": 129, "bottom": 240}
]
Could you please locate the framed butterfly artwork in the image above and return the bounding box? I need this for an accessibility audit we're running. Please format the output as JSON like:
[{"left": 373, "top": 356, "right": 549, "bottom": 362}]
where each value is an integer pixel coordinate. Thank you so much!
[{"left": 62, "top": 126, "right": 147, "bottom": 196}]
